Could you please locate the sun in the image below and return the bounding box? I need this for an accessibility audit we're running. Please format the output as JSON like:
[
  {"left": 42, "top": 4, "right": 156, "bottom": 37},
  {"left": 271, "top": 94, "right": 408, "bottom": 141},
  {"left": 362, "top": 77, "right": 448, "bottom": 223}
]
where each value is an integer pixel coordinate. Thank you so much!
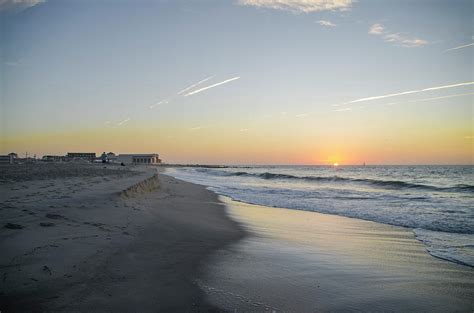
[{"left": 333, "top": 162, "right": 339, "bottom": 167}]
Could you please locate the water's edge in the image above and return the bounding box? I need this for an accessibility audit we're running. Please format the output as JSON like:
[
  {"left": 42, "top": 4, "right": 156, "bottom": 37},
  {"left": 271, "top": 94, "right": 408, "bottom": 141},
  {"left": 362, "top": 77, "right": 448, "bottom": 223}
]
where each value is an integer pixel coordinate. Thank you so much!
[{"left": 163, "top": 170, "right": 473, "bottom": 268}]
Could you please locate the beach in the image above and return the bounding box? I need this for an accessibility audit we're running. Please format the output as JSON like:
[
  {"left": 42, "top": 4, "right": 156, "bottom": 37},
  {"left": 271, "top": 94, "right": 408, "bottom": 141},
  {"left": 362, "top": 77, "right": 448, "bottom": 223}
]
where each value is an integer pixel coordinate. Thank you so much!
[
  {"left": 1, "top": 163, "right": 473, "bottom": 312},
  {"left": 0, "top": 163, "right": 244, "bottom": 312},
  {"left": 2, "top": 0, "right": 472, "bottom": 311}
]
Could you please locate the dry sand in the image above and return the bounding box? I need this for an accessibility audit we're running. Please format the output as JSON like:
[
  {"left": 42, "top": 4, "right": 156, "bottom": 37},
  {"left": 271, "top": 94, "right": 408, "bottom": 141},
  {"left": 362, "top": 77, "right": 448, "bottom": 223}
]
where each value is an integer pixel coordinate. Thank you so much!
[{"left": 0, "top": 163, "right": 244, "bottom": 312}]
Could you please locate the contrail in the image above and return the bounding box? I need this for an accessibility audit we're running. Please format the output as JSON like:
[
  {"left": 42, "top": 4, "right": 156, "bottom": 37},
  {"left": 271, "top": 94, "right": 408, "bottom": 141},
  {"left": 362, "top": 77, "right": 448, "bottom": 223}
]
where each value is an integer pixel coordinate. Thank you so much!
[
  {"left": 148, "top": 75, "right": 215, "bottom": 109},
  {"left": 339, "top": 92, "right": 473, "bottom": 111},
  {"left": 178, "top": 75, "right": 215, "bottom": 95},
  {"left": 386, "top": 92, "right": 474, "bottom": 106},
  {"left": 177, "top": 75, "right": 215, "bottom": 95},
  {"left": 444, "top": 42, "right": 474, "bottom": 53},
  {"left": 334, "top": 108, "right": 351, "bottom": 112},
  {"left": 117, "top": 118, "right": 130, "bottom": 126},
  {"left": 423, "top": 82, "right": 474, "bottom": 92},
  {"left": 149, "top": 98, "right": 169, "bottom": 109},
  {"left": 295, "top": 113, "right": 309, "bottom": 118},
  {"left": 184, "top": 76, "right": 240, "bottom": 97},
  {"left": 345, "top": 82, "right": 474, "bottom": 105}
]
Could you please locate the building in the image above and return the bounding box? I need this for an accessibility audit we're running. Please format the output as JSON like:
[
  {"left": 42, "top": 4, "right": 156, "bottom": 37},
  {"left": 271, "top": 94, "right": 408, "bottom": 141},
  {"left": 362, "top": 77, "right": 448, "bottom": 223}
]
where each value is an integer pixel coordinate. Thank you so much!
[
  {"left": 99, "top": 152, "right": 108, "bottom": 162},
  {"left": 105, "top": 152, "right": 118, "bottom": 163},
  {"left": 66, "top": 152, "right": 96, "bottom": 162},
  {"left": 0, "top": 152, "right": 18, "bottom": 164},
  {"left": 0, "top": 155, "right": 14, "bottom": 164},
  {"left": 42, "top": 155, "right": 67, "bottom": 162},
  {"left": 116, "top": 154, "right": 161, "bottom": 165}
]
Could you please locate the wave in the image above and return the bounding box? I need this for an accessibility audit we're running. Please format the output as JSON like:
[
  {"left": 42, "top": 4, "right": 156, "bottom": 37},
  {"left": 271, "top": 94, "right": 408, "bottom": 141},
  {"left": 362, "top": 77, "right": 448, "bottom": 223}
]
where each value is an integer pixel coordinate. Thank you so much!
[
  {"left": 209, "top": 170, "right": 474, "bottom": 192},
  {"left": 167, "top": 167, "right": 474, "bottom": 267},
  {"left": 413, "top": 229, "right": 474, "bottom": 267}
]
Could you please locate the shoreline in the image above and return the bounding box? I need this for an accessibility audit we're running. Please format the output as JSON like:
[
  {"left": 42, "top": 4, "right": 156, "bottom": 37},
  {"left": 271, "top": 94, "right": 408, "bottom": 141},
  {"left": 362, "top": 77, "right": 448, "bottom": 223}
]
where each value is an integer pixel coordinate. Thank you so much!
[
  {"left": 0, "top": 164, "right": 245, "bottom": 312},
  {"left": 164, "top": 165, "right": 474, "bottom": 269},
  {"left": 213, "top": 195, "right": 473, "bottom": 268},
  {"left": 200, "top": 195, "right": 474, "bottom": 312}
]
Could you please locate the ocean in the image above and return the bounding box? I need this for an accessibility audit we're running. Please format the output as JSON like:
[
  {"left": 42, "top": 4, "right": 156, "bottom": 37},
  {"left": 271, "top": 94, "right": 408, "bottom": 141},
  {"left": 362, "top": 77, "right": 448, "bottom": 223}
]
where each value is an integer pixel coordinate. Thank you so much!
[{"left": 165, "top": 165, "right": 474, "bottom": 267}]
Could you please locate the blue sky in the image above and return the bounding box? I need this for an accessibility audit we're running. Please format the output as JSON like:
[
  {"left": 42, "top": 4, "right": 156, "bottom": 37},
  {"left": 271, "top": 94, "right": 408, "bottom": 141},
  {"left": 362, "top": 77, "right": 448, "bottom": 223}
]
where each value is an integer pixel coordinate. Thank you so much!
[{"left": 1, "top": 0, "right": 473, "bottom": 164}]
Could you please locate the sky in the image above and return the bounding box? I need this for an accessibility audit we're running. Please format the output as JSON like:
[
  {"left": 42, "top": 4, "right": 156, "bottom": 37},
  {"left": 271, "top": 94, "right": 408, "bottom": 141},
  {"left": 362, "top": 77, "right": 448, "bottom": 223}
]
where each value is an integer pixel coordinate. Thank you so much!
[{"left": 0, "top": 0, "right": 473, "bottom": 165}]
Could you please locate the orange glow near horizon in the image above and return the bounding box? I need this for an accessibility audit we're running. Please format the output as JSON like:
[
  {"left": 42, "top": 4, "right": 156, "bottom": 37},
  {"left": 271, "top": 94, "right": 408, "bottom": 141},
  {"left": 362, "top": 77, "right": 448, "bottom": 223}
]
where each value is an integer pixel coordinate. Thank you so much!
[{"left": 1, "top": 123, "right": 472, "bottom": 165}]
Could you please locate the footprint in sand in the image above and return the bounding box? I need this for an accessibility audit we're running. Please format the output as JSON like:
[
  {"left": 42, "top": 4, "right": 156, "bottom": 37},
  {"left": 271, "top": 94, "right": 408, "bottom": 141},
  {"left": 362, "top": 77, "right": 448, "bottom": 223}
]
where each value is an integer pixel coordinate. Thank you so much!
[
  {"left": 42, "top": 265, "right": 52, "bottom": 276},
  {"left": 45, "top": 213, "right": 65, "bottom": 220},
  {"left": 39, "top": 222, "right": 55, "bottom": 227},
  {"left": 4, "top": 223, "right": 24, "bottom": 229}
]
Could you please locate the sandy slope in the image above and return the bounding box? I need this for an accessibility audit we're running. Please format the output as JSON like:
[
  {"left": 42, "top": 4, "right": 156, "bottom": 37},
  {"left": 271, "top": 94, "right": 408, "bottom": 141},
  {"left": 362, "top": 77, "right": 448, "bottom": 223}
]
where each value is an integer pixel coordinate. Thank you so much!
[{"left": 0, "top": 163, "right": 244, "bottom": 312}]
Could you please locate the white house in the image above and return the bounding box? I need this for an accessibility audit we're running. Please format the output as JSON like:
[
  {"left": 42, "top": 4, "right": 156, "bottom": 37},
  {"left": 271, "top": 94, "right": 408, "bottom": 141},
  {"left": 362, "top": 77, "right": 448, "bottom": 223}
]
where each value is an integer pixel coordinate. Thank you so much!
[{"left": 116, "top": 154, "right": 161, "bottom": 165}]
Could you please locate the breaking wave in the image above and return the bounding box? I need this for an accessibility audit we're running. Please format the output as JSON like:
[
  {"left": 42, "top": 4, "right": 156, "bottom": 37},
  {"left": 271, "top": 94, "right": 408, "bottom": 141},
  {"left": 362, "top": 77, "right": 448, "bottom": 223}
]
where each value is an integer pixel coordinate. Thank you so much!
[{"left": 215, "top": 170, "right": 474, "bottom": 192}]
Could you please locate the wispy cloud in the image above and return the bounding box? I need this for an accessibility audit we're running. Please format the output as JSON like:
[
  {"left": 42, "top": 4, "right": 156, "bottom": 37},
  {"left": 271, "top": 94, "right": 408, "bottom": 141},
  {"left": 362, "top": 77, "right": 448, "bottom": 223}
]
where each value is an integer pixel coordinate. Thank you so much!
[
  {"left": 0, "top": 0, "right": 45, "bottom": 12},
  {"left": 184, "top": 76, "right": 240, "bottom": 97},
  {"left": 240, "top": 128, "right": 249, "bottom": 132},
  {"left": 443, "top": 42, "right": 474, "bottom": 53},
  {"left": 317, "top": 20, "right": 336, "bottom": 27},
  {"left": 345, "top": 82, "right": 474, "bottom": 105},
  {"left": 384, "top": 33, "right": 428, "bottom": 48},
  {"left": 368, "top": 23, "right": 384, "bottom": 35},
  {"left": 238, "top": 0, "right": 353, "bottom": 13},
  {"left": 177, "top": 75, "right": 215, "bottom": 95},
  {"left": 190, "top": 126, "right": 202, "bottom": 131},
  {"left": 368, "top": 23, "right": 428, "bottom": 48}
]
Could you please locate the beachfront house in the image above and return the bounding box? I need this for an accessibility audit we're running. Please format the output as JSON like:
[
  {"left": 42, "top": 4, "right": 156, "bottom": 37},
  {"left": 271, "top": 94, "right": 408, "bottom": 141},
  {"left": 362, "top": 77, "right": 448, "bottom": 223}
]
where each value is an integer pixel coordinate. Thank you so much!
[
  {"left": 0, "top": 155, "right": 14, "bottom": 164},
  {"left": 116, "top": 154, "right": 161, "bottom": 165},
  {"left": 0, "top": 153, "right": 18, "bottom": 164},
  {"left": 106, "top": 152, "right": 116, "bottom": 160},
  {"left": 42, "top": 155, "right": 67, "bottom": 162},
  {"left": 66, "top": 152, "right": 96, "bottom": 162}
]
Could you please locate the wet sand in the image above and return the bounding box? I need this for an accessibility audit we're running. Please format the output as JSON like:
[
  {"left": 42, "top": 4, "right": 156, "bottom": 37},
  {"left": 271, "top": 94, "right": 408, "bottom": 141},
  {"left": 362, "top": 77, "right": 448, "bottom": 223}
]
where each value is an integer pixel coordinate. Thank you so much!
[
  {"left": 199, "top": 196, "right": 474, "bottom": 312},
  {"left": 0, "top": 164, "right": 244, "bottom": 312}
]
